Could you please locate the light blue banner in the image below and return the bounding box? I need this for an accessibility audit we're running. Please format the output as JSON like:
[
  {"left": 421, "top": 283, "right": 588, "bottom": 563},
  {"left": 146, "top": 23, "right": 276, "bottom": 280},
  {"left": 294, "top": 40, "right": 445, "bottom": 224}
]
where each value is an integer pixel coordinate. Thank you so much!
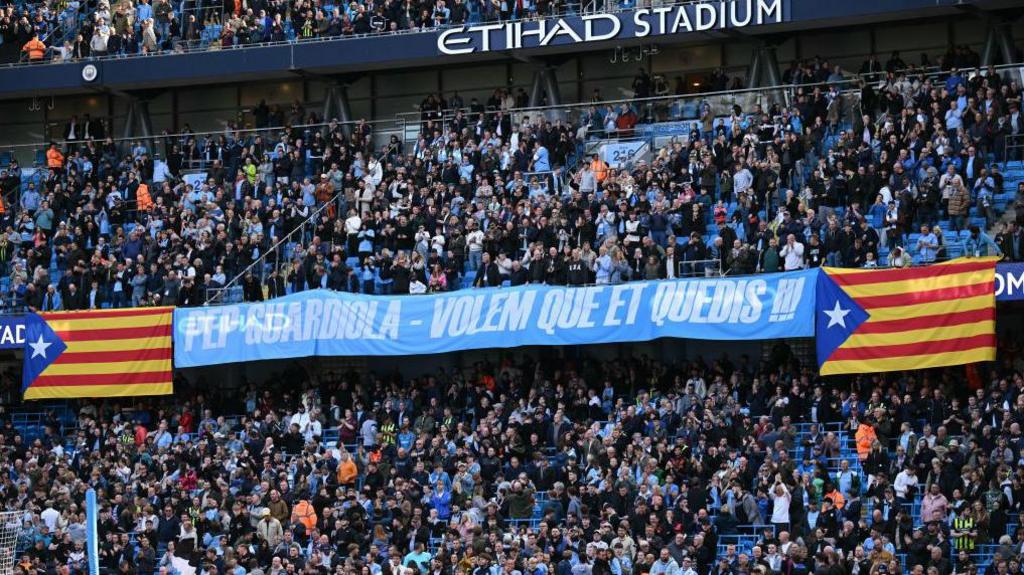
[{"left": 174, "top": 271, "right": 817, "bottom": 367}]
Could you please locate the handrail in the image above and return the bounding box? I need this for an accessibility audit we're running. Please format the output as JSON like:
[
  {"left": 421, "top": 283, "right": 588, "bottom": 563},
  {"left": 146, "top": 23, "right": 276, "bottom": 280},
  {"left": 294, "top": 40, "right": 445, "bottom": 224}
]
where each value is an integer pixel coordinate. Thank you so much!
[
  {"left": 4, "top": 61, "right": 1020, "bottom": 155},
  {"left": 403, "top": 61, "right": 1024, "bottom": 126},
  {"left": 1006, "top": 133, "right": 1024, "bottom": 167},
  {"left": 207, "top": 187, "right": 348, "bottom": 304},
  {"left": 0, "top": 116, "right": 405, "bottom": 152}
]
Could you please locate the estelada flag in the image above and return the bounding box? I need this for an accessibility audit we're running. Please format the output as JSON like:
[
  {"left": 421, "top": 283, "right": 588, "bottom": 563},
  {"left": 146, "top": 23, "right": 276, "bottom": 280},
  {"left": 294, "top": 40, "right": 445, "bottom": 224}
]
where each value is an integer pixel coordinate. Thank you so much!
[
  {"left": 22, "top": 307, "right": 174, "bottom": 400},
  {"left": 815, "top": 257, "right": 998, "bottom": 375}
]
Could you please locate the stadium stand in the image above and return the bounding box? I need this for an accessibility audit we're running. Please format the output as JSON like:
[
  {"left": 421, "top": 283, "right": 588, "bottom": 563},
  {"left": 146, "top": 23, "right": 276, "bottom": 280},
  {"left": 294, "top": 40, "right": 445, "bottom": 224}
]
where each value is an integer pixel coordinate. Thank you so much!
[
  {"left": 0, "top": 0, "right": 592, "bottom": 64},
  {"left": 0, "top": 62, "right": 1021, "bottom": 310},
  {"left": 1, "top": 3, "right": 1024, "bottom": 575},
  {"left": 3, "top": 342, "right": 1024, "bottom": 575}
]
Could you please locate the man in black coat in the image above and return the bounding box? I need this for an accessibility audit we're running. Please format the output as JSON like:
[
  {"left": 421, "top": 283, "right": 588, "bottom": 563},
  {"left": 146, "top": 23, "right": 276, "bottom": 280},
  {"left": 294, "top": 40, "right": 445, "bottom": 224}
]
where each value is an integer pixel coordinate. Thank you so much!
[
  {"left": 509, "top": 260, "right": 528, "bottom": 286},
  {"left": 473, "top": 253, "right": 501, "bottom": 288},
  {"left": 62, "top": 283, "right": 85, "bottom": 310},
  {"left": 565, "top": 249, "right": 588, "bottom": 286},
  {"left": 242, "top": 272, "right": 264, "bottom": 302}
]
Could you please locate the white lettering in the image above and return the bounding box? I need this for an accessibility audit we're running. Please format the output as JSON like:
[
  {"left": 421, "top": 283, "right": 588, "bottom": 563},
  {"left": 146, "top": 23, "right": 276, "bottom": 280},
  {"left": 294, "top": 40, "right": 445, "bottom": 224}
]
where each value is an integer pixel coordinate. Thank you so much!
[
  {"left": 439, "top": 2, "right": 771, "bottom": 56},
  {"left": 540, "top": 19, "right": 580, "bottom": 46},
  {"left": 182, "top": 314, "right": 209, "bottom": 352},
  {"left": 502, "top": 290, "right": 536, "bottom": 331},
  {"left": 706, "top": 282, "right": 735, "bottom": 323},
  {"left": 438, "top": 26, "right": 473, "bottom": 55},
  {"left": 582, "top": 13, "right": 620, "bottom": 41},
  {"left": 476, "top": 22, "right": 503, "bottom": 51},
  {"left": 690, "top": 281, "right": 713, "bottom": 323},
  {"left": 670, "top": 6, "right": 692, "bottom": 33},
  {"left": 282, "top": 302, "right": 303, "bottom": 343},
  {"left": 537, "top": 291, "right": 562, "bottom": 335},
  {"left": 633, "top": 9, "right": 651, "bottom": 38},
  {"left": 380, "top": 301, "right": 401, "bottom": 340},
  {"left": 741, "top": 280, "right": 767, "bottom": 323},
  {"left": 651, "top": 6, "right": 673, "bottom": 34},
  {"left": 578, "top": 287, "right": 601, "bottom": 329},
  {"left": 604, "top": 284, "right": 631, "bottom": 326},
  {"left": 695, "top": 2, "right": 716, "bottom": 30},
  {"left": 756, "top": 0, "right": 782, "bottom": 24},
  {"left": 622, "top": 283, "right": 645, "bottom": 325},
  {"left": 730, "top": 0, "right": 752, "bottom": 26},
  {"left": 303, "top": 299, "right": 323, "bottom": 341},
  {"left": 518, "top": 20, "right": 547, "bottom": 49},
  {"left": 431, "top": 298, "right": 456, "bottom": 339},
  {"left": 479, "top": 293, "right": 507, "bottom": 333},
  {"left": 1000, "top": 271, "right": 1024, "bottom": 296},
  {"left": 244, "top": 306, "right": 264, "bottom": 344}
]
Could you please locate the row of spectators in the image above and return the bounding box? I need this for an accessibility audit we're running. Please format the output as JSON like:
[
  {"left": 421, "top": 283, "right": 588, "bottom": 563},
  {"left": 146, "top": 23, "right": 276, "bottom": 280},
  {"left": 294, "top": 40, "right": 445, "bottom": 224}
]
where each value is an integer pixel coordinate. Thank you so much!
[
  {"left": 0, "top": 0, "right": 997, "bottom": 71},
  {"left": 0, "top": 63, "right": 1023, "bottom": 311},
  {"left": 4, "top": 339, "right": 1024, "bottom": 575},
  {"left": 1, "top": 0, "right": 584, "bottom": 64}
]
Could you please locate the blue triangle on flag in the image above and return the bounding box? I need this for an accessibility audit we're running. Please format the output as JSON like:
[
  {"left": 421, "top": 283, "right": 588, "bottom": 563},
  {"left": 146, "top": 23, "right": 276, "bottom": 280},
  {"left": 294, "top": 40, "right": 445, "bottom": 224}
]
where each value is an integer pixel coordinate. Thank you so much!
[
  {"left": 815, "top": 271, "right": 870, "bottom": 369},
  {"left": 21, "top": 314, "right": 68, "bottom": 393}
]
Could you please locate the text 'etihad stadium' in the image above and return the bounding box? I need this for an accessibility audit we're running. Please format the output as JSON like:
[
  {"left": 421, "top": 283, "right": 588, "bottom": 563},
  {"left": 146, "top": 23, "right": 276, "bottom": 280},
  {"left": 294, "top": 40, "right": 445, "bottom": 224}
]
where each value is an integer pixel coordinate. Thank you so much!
[{"left": 438, "top": 0, "right": 784, "bottom": 55}]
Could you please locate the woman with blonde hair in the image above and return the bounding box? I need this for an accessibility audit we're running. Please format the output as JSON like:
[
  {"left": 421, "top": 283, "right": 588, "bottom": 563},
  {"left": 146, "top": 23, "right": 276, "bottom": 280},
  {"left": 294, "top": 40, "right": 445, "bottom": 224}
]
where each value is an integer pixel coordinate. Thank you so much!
[{"left": 605, "top": 246, "right": 625, "bottom": 284}]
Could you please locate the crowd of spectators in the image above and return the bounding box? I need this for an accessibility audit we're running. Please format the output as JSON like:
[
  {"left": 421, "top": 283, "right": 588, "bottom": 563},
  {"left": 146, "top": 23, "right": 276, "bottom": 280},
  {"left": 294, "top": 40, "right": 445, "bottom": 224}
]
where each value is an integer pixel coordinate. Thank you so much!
[
  {"left": 2, "top": 60, "right": 1022, "bottom": 310},
  {"left": 2, "top": 42, "right": 1024, "bottom": 575},
  {"left": 1, "top": 0, "right": 587, "bottom": 65},
  {"left": 3, "top": 339, "right": 1024, "bottom": 575}
]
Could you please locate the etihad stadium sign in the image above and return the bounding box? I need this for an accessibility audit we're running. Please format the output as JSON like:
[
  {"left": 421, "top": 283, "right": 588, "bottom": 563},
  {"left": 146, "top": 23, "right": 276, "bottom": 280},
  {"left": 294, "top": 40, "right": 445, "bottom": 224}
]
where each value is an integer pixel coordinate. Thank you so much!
[{"left": 438, "top": 0, "right": 784, "bottom": 55}]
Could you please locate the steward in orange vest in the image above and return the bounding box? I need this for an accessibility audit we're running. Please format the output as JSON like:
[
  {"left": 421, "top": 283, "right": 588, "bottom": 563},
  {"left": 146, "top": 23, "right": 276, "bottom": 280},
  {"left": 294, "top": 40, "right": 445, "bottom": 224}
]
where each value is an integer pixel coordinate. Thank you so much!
[{"left": 136, "top": 183, "right": 154, "bottom": 211}]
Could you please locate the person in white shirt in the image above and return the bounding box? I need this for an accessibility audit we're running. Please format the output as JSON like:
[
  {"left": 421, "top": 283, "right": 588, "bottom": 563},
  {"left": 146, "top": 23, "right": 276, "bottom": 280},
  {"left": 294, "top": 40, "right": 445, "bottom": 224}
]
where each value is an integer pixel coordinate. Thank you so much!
[
  {"left": 780, "top": 234, "right": 805, "bottom": 271},
  {"left": 303, "top": 409, "right": 323, "bottom": 443},
  {"left": 290, "top": 406, "right": 311, "bottom": 435},
  {"left": 770, "top": 477, "right": 791, "bottom": 530},
  {"left": 939, "top": 165, "right": 963, "bottom": 217},
  {"left": 764, "top": 544, "right": 784, "bottom": 573},
  {"left": 466, "top": 226, "right": 485, "bottom": 270},
  {"left": 345, "top": 209, "right": 362, "bottom": 253},
  {"left": 364, "top": 157, "right": 383, "bottom": 188},
  {"left": 893, "top": 464, "right": 918, "bottom": 502},
  {"left": 734, "top": 165, "right": 753, "bottom": 195},
  {"left": 41, "top": 503, "right": 60, "bottom": 532}
]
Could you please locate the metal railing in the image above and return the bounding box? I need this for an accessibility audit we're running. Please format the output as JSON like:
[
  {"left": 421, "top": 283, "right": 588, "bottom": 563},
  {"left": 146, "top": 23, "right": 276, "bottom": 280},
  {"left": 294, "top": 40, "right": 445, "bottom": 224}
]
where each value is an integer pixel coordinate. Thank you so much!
[
  {"left": 1007, "top": 133, "right": 1024, "bottom": 168},
  {"left": 204, "top": 186, "right": 347, "bottom": 305},
  {"left": 9, "top": 61, "right": 1023, "bottom": 163},
  {"left": 0, "top": 115, "right": 407, "bottom": 167}
]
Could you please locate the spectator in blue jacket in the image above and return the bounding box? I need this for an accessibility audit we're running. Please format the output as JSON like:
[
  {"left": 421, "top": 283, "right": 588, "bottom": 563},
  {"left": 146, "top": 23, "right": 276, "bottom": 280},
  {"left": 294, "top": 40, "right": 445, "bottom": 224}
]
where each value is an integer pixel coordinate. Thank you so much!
[
  {"left": 428, "top": 480, "right": 452, "bottom": 521},
  {"left": 963, "top": 225, "right": 1002, "bottom": 258}
]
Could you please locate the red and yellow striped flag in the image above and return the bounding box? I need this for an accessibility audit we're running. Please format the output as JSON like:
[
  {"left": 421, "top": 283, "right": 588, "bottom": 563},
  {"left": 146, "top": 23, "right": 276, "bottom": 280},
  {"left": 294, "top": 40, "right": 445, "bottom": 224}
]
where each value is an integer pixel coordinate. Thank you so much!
[
  {"left": 23, "top": 307, "right": 174, "bottom": 400},
  {"left": 818, "top": 257, "right": 998, "bottom": 375}
]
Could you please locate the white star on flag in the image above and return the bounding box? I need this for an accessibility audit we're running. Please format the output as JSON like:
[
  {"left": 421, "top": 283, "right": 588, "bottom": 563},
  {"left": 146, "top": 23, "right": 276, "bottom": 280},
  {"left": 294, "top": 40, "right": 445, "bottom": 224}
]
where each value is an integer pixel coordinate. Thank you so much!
[
  {"left": 823, "top": 301, "right": 851, "bottom": 329},
  {"left": 29, "top": 334, "right": 52, "bottom": 359}
]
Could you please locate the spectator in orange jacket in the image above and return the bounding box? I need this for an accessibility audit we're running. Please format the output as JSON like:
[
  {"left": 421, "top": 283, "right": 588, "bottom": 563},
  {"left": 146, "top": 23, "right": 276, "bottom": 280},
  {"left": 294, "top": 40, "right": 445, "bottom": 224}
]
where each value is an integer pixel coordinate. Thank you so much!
[
  {"left": 290, "top": 500, "right": 317, "bottom": 533},
  {"left": 589, "top": 154, "right": 609, "bottom": 183},
  {"left": 136, "top": 183, "right": 154, "bottom": 211},
  {"left": 21, "top": 35, "right": 47, "bottom": 61},
  {"left": 855, "top": 418, "right": 877, "bottom": 461},
  {"left": 337, "top": 450, "right": 358, "bottom": 485},
  {"left": 823, "top": 485, "right": 845, "bottom": 511},
  {"left": 46, "top": 143, "right": 64, "bottom": 169}
]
